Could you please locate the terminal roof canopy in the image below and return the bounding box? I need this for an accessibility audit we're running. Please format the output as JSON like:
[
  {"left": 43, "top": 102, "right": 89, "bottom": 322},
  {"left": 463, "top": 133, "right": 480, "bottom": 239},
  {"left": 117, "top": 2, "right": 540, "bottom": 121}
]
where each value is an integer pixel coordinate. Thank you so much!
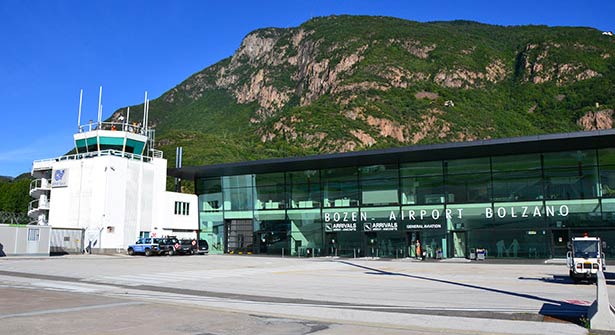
[{"left": 169, "top": 130, "right": 615, "bottom": 180}]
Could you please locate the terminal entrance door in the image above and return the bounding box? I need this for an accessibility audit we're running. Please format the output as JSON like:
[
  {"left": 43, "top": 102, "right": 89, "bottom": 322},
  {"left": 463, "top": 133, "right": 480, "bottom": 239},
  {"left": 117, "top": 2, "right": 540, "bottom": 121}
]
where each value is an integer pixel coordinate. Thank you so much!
[
  {"left": 225, "top": 219, "right": 253, "bottom": 253},
  {"left": 406, "top": 232, "right": 421, "bottom": 258},
  {"left": 451, "top": 231, "right": 467, "bottom": 258},
  {"left": 552, "top": 229, "right": 569, "bottom": 258},
  {"left": 365, "top": 232, "right": 378, "bottom": 257},
  {"left": 325, "top": 232, "right": 338, "bottom": 256}
]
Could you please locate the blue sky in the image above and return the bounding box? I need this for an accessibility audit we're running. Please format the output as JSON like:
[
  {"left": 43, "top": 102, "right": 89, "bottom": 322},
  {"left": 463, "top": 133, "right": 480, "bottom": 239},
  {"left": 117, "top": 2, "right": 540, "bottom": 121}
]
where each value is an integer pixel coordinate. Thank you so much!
[{"left": 0, "top": 0, "right": 612, "bottom": 177}]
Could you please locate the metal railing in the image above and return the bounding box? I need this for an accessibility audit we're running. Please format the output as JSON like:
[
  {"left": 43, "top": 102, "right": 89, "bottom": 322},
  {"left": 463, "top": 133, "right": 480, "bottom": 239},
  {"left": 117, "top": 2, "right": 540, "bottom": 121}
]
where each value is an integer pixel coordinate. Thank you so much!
[
  {"left": 28, "top": 199, "right": 50, "bottom": 213},
  {"left": 29, "top": 179, "right": 50, "bottom": 193},
  {"left": 32, "top": 149, "right": 154, "bottom": 167},
  {"left": 78, "top": 121, "right": 146, "bottom": 135},
  {"left": 150, "top": 149, "right": 164, "bottom": 158}
]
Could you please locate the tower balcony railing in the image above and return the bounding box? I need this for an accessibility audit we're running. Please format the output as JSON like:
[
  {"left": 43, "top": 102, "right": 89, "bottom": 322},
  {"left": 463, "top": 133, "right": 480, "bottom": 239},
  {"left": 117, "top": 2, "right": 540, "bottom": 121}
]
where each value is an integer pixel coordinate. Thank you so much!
[
  {"left": 29, "top": 178, "right": 50, "bottom": 197},
  {"left": 32, "top": 149, "right": 154, "bottom": 168},
  {"left": 150, "top": 149, "right": 164, "bottom": 158},
  {"left": 28, "top": 199, "right": 50, "bottom": 217},
  {"left": 78, "top": 121, "right": 145, "bottom": 135}
]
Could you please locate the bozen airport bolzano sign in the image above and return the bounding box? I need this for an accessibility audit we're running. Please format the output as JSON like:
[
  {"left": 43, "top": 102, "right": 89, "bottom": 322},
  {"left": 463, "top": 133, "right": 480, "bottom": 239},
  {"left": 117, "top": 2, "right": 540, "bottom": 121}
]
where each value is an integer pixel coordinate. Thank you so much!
[{"left": 324, "top": 205, "right": 570, "bottom": 232}]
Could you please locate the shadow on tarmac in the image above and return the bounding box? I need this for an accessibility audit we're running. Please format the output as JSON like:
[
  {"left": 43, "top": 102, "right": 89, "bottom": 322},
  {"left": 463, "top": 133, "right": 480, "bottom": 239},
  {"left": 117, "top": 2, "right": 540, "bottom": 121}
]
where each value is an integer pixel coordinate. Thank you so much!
[
  {"left": 338, "top": 260, "right": 588, "bottom": 325},
  {"left": 518, "top": 275, "right": 579, "bottom": 285},
  {"left": 519, "top": 272, "right": 615, "bottom": 285}
]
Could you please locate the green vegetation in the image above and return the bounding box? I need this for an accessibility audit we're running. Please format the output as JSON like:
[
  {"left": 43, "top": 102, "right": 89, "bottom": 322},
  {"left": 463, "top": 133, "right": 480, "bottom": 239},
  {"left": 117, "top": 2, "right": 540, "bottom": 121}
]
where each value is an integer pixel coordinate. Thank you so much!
[
  {"left": 98, "top": 15, "right": 615, "bottom": 184},
  {"left": 0, "top": 174, "right": 32, "bottom": 214}
]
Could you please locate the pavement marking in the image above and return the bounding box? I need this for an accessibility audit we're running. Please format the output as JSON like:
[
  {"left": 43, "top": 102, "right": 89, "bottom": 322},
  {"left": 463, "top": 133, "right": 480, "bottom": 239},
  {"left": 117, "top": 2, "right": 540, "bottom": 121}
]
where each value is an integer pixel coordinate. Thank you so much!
[
  {"left": 0, "top": 301, "right": 144, "bottom": 319},
  {"left": 83, "top": 268, "right": 289, "bottom": 286}
]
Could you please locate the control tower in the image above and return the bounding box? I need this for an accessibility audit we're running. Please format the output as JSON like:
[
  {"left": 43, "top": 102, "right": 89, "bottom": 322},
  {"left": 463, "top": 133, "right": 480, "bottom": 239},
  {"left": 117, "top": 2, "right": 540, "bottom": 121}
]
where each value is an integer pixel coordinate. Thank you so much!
[{"left": 28, "top": 88, "right": 196, "bottom": 253}]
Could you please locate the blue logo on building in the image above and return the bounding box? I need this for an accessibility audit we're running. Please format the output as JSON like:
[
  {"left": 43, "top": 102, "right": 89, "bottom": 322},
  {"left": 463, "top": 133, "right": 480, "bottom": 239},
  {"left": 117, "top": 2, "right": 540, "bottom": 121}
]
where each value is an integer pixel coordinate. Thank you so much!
[{"left": 51, "top": 169, "right": 69, "bottom": 188}]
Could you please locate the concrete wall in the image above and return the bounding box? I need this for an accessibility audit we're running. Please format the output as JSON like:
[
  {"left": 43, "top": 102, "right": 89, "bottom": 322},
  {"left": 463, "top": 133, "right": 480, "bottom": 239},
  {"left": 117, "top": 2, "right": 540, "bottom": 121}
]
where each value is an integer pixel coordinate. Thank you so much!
[
  {"left": 43, "top": 154, "right": 197, "bottom": 250},
  {"left": 163, "top": 191, "right": 198, "bottom": 231},
  {"left": 0, "top": 224, "right": 51, "bottom": 256},
  {"left": 47, "top": 155, "right": 159, "bottom": 249},
  {"left": 50, "top": 228, "right": 84, "bottom": 254}
]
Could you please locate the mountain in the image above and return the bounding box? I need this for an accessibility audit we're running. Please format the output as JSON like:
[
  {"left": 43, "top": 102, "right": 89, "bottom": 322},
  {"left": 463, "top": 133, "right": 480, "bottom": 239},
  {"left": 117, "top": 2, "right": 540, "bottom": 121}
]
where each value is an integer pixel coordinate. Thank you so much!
[{"left": 108, "top": 15, "right": 615, "bottom": 168}]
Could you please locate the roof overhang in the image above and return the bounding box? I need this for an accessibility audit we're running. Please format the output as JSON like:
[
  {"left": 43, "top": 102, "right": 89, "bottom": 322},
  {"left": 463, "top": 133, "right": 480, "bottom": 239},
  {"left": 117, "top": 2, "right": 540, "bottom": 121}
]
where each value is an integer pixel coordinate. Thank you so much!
[{"left": 168, "top": 129, "right": 615, "bottom": 180}]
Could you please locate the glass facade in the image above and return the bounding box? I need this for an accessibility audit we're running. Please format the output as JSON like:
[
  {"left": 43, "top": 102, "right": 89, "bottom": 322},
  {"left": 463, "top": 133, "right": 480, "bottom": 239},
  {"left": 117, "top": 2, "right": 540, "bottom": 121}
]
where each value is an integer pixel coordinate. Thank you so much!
[{"left": 194, "top": 148, "right": 615, "bottom": 259}]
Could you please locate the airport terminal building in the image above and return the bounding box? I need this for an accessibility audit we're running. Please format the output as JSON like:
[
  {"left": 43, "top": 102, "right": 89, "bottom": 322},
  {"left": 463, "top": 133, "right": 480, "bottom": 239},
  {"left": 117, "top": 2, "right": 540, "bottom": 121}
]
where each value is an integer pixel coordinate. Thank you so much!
[{"left": 170, "top": 130, "right": 615, "bottom": 260}]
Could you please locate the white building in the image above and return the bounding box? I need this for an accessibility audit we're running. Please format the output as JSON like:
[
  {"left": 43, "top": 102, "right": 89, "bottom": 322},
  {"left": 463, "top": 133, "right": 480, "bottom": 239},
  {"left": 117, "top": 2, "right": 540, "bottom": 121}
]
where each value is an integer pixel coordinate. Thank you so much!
[{"left": 28, "top": 91, "right": 197, "bottom": 253}]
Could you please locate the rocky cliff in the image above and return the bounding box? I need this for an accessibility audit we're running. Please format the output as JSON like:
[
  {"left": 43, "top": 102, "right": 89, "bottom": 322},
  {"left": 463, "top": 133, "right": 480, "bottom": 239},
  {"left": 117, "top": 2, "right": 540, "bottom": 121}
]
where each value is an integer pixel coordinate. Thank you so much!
[{"left": 111, "top": 16, "right": 615, "bottom": 167}]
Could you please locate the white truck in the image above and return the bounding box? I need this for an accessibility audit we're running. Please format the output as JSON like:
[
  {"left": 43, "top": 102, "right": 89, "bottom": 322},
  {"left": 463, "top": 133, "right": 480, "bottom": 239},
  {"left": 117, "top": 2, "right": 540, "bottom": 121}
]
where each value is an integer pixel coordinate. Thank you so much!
[{"left": 566, "top": 236, "right": 606, "bottom": 283}]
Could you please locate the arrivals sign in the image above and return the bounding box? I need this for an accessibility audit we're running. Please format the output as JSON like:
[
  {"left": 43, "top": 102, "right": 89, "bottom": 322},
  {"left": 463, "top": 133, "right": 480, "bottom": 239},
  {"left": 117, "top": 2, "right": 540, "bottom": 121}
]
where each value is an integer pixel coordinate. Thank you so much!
[
  {"left": 325, "top": 222, "right": 357, "bottom": 232},
  {"left": 363, "top": 222, "right": 398, "bottom": 231}
]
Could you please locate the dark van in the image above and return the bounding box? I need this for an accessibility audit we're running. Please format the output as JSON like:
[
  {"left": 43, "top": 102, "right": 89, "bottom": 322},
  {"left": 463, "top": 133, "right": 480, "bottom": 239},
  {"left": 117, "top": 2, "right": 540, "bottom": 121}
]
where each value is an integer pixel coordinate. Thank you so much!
[{"left": 197, "top": 239, "right": 209, "bottom": 255}]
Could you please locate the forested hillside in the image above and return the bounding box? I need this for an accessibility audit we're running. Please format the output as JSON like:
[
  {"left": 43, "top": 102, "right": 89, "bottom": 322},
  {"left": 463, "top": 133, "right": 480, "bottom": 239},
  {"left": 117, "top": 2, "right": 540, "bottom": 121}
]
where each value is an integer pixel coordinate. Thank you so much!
[{"left": 105, "top": 16, "right": 614, "bottom": 168}]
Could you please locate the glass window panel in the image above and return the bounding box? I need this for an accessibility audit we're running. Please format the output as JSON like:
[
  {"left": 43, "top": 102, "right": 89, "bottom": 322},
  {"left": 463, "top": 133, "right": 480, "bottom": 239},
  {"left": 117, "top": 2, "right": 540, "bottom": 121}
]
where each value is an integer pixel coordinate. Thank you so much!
[
  {"left": 196, "top": 177, "right": 222, "bottom": 195},
  {"left": 222, "top": 174, "right": 254, "bottom": 189},
  {"left": 255, "top": 184, "right": 287, "bottom": 210},
  {"left": 445, "top": 157, "right": 490, "bottom": 175},
  {"left": 322, "top": 167, "right": 359, "bottom": 207},
  {"left": 254, "top": 219, "right": 289, "bottom": 255},
  {"left": 322, "top": 181, "right": 359, "bottom": 207},
  {"left": 419, "top": 231, "right": 447, "bottom": 259},
  {"left": 289, "top": 209, "right": 323, "bottom": 256},
  {"left": 544, "top": 167, "right": 600, "bottom": 200},
  {"left": 361, "top": 178, "right": 399, "bottom": 206},
  {"left": 599, "top": 165, "right": 615, "bottom": 198},
  {"left": 199, "top": 212, "right": 224, "bottom": 254},
  {"left": 255, "top": 210, "right": 286, "bottom": 221},
  {"left": 599, "top": 148, "right": 615, "bottom": 166},
  {"left": 289, "top": 182, "right": 321, "bottom": 208},
  {"left": 491, "top": 154, "right": 541, "bottom": 172},
  {"left": 446, "top": 204, "right": 491, "bottom": 230},
  {"left": 491, "top": 201, "right": 547, "bottom": 229},
  {"left": 468, "top": 229, "right": 549, "bottom": 259},
  {"left": 224, "top": 187, "right": 254, "bottom": 211},
  {"left": 446, "top": 173, "right": 491, "bottom": 203},
  {"left": 27, "top": 228, "right": 39, "bottom": 241},
  {"left": 287, "top": 170, "right": 320, "bottom": 184},
  {"left": 400, "top": 161, "right": 443, "bottom": 177},
  {"left": 492, "top": 170, "right": 543, "bottom": 202},
  {"left": 545, "top": 199, "right": 601, "bottom": 228},
  {"left": 401, "top": 175, "right": 444, "bottom": 205},
  {"left": 372, "top": 231, "right": 408, "bottom": 258},
  {"left": 543, "top": 150, "right": 597, "bottom": 169},
  {"left": 199, "top": 192, "right": 223, "bottom": 211},
  {"left": 324, "top": 230, "right": 363, "bottom": 257},
  {"left": 359, "top": 164, "right": 398, "bottom": 180},
  {"left": 601, "top": 198, "right": 615, "bottom": 223},
  {"left": 322, "top": 166, "right": 358, "bottom": 182},
  {"left": 255, "top": 172, "right": 285, "bottom": 186}
]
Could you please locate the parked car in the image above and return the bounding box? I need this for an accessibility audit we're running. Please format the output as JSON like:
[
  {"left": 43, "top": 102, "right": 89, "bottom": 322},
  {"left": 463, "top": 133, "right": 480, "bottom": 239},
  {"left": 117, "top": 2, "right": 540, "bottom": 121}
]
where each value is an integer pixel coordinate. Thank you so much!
[
  {"left": 160, "top": 237, "right": 194, "bottom": 256},
  {"left": 127, "top": 238, "right": 163, "bottom": 256},
  {"left": 196, "top": 239, "right": 209, "bottom": 255}
]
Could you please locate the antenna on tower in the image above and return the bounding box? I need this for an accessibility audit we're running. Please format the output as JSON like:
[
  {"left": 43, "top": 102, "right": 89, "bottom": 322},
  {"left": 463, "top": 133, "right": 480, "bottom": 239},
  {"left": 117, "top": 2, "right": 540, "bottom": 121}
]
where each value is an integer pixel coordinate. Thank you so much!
[
  {"left": 142, "top": 91, "right": 148, "bottom": 134},
  {"left": 126, "top": 106, "right": 130, "bottom": 130},
  {"left": 97, "top": 86, "right": 103, "bottom": 124},
  {"left": 145, "top": 98, "right": 150, "bottom": 133},
  {"left": 77, "top": 89, "right": 83, "bottom": 131},
  {"left": 175, "top": 146, "right": 183, "bottom": 192}
]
